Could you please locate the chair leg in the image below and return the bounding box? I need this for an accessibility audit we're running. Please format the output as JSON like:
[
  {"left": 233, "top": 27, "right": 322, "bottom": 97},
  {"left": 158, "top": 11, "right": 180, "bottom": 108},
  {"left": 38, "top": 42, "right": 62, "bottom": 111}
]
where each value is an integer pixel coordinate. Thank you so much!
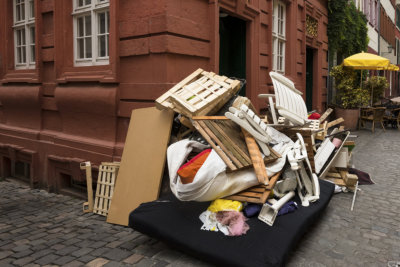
[
  {"left": 372, "top": 121, "right": 375, "bottom": 133},
  {"left": 381, "top": 121, "right": 385, "bottom": 131}
]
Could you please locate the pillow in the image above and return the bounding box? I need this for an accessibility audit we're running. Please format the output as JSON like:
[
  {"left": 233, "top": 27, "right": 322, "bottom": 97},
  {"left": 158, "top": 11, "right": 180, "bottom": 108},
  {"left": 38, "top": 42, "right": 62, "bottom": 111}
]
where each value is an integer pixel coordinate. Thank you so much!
[{"left": 177, "top": 149, "right": 212, "bottom": 184}]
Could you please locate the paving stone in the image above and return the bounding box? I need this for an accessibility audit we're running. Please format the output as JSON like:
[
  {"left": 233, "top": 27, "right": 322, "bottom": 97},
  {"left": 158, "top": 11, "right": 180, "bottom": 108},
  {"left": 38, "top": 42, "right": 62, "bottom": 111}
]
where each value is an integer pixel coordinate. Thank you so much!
[
  {"left": 123, "top": 253, "right": 144, "bottom": 264},
  {"left": 0, "top": 250, "right": 13, "bottom": 260},
  {"left": 34, "top": 254, "right": 60, "bottom": 265},
  {"left": 102, "top": 248, "right": 132, "bottom": 261},
  {"left": 77, "top": 254, "right": 96, "bottom": 264},
  {"left": 71, "top": 247, "right": 94, "bottom": 257},
  {"left": 102, "top": 261, "right": 122, "bottom": 267},
  {"left": 12, "top": 256, "right": 35, "bottom": 266},
  {"left": 63, "top": 260, "right": 85, "bottom": 267},
  {"left": 13, "top": 248, "right": 34, "bottom": 258},
  {"left": 54, "top": 245, "right": 79, "bottom": 256},
  {"left": 86, "top": 257, "right": 110, "bottom": 267},
  {"left": 52, "top": 255, "right": 75, "bottom": 265},
  {"left": 30, "top": 249, "right": 55, "bottom": 260}
]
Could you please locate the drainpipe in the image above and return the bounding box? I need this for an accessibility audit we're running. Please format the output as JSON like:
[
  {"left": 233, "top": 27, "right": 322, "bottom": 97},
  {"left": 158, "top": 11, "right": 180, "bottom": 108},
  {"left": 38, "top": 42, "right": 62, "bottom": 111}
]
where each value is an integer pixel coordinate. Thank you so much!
[{"left": 378, "top": 0, "right": 381, "bottom": 55}]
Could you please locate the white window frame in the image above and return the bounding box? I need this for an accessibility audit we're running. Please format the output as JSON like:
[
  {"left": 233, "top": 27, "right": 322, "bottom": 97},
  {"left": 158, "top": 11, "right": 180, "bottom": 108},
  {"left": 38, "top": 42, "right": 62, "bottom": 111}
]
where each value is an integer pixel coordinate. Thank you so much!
[
  {"left": 272, "top": 0, "right": 286, "bottom": 74},
  {"left": 72, "top": 0, "right": 110, "bottom": 66},
  {"left": 13, "top": 0, "right": 35, "bottom": 69}
]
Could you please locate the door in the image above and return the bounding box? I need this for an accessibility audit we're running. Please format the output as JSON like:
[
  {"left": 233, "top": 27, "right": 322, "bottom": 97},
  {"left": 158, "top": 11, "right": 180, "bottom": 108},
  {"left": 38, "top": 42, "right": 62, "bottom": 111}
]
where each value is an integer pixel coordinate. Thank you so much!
[
  {"left": 306, "top": 47, "right": 314, "bottom": 111},
  {"left": 219, "top": 13, "right": 246, "bottom": 95}
]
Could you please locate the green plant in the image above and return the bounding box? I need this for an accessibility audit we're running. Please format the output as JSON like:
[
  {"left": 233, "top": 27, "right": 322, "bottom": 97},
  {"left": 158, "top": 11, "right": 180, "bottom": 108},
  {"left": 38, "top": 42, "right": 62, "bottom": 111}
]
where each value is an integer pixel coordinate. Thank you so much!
[
  {"left": 330, "top": 65, "right": 370, "bottom": 108},
  {"left": 363, "top": 76, "right": 389, "bottom": 104},
  {"left": 328, "top": 1, "right": 369, "bottom": 58}
]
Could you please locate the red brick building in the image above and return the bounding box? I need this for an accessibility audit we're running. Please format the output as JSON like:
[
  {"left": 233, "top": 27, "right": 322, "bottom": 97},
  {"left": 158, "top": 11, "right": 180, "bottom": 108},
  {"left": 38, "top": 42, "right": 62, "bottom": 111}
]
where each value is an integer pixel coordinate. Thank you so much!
[{"left": 0, "top": 0, "right": 328, "bottom": 195}]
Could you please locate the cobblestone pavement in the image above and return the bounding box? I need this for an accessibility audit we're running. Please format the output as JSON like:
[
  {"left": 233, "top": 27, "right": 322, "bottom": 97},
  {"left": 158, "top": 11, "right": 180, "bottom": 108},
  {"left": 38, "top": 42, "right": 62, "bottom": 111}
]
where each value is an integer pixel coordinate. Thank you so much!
[{"left": 0, "top": 128, "right": 399, "bottom": 266}]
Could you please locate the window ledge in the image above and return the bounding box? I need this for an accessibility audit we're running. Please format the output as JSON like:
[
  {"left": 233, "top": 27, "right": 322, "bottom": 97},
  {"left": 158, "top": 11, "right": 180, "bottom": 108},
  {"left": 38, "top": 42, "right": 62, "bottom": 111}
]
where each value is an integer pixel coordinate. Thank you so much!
[{"left": 56, "top": 69, "right": 116, "bottom": 83}]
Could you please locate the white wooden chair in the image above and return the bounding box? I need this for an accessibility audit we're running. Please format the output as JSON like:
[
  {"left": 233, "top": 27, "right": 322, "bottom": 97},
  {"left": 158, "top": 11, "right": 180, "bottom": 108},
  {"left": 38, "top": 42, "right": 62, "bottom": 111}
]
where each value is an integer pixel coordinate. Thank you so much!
[{"left": 259, "top": 71, "right": 316, "bottom": 128}]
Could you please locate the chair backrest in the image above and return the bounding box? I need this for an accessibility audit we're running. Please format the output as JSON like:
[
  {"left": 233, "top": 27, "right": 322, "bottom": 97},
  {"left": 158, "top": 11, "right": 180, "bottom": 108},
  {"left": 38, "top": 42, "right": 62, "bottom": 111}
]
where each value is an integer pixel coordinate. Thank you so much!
[
  {"left": 373, "top": 107, "right": 386, "bottom": 122},
  {"left": 269, "top": 71, "right": 308, "bottom": 126}
]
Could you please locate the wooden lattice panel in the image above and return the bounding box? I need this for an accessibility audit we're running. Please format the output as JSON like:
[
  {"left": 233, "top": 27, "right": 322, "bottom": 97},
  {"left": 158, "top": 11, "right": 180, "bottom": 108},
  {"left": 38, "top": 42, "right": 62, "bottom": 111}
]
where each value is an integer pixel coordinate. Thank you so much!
[
  {"left": 155, "top": 68, "right": 241, "bottom": 118},
  {"left": 224, "top": 172, "right": 281, "bottom": 204},
  {"left": 192, "top": 117, "right": 280, "bottom": 172},
  {"left": 93, "top": 162, "right": 120, "bottom": 216}
]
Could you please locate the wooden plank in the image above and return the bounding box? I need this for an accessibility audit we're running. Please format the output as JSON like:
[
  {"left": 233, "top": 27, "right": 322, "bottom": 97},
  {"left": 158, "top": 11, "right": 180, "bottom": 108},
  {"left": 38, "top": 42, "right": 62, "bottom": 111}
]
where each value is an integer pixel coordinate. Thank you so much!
[
  {"left": 224, "top": 172, "right": 281, "bottom": 204},
  {"left": 344, "top": 173, "right": 358, "bottom": 186},
  {"left": 324, "top": 177, "right": 346, "bottom": 186},
  {"left": 80, "top": 162, "right": 94, "bottom": 213},
  {"left": 242, "top": 129, "right": 269, "bottom": 185},
  {"left": 197, "top": 121, "right": 243, "bottom": 168},
  {"left": 192, "top": 116, "right": 229, "bottom": 120},
  {"left": 211, "top": 121, "right": 252, "bottom": 164},
  {"left": 327, "top": 117, "right": 344, "bottom": 128},
  {"left": 106, "top": 107, "right": 174, "bottom": 226},
  {"left": 319, "top": 108, "right": 333, "bottom": 122},
  {"left": 192, "top": 121, "right": 237, "bottom": 170},
  {"left": 206, "top": 121, "right": 249, "bottom": 166}
]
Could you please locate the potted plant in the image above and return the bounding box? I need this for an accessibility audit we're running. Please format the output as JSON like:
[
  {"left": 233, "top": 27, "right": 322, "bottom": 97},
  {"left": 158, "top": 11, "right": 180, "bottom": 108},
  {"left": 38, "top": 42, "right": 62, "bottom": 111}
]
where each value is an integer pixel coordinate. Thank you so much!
[
  {"left": 362, "top": 76, "right": 389, "bottom": 105},
  {"left": 330, "top": 65, "right": 370, "bottom": 130}
]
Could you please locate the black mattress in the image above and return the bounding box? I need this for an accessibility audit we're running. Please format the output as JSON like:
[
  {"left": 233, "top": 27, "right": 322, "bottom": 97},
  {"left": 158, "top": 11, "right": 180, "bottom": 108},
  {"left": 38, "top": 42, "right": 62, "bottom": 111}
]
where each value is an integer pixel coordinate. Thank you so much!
[{"left": 129, "top": 179, "right": 335, "bottom": 267}]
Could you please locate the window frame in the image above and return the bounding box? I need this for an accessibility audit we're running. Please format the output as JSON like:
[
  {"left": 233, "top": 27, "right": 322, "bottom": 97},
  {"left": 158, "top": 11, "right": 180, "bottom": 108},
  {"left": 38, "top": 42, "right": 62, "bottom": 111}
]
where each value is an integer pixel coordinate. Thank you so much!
[
  {"left": 72, "top": 0, "right": 110, "bottom": 67},
  {"left": 13, "top": 0, "right": 36, "bottom": 70},
  {"left": 272, "top": 0, "right": 286, "bottom": 74}
]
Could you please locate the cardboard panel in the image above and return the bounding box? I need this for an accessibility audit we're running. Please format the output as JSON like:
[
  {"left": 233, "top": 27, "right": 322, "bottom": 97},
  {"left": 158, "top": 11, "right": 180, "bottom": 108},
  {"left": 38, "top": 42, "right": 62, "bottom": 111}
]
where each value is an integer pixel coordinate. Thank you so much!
[{"left": 106, "top": 107, "right": 174, "bottom": 226}]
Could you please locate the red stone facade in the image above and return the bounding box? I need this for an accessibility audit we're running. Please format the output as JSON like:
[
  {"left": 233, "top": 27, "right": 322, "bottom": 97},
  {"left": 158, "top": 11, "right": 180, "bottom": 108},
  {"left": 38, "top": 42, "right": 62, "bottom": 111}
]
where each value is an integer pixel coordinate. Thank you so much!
[{"left": 0, "top": 0, "right": 328, "bottom": 194}]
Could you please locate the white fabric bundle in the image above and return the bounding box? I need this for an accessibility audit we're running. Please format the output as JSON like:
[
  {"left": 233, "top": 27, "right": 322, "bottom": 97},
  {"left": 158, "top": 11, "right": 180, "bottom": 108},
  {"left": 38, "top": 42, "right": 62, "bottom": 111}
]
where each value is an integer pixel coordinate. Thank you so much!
[{"left": 168, "top": 129, "right": 294, "bottom": 202}]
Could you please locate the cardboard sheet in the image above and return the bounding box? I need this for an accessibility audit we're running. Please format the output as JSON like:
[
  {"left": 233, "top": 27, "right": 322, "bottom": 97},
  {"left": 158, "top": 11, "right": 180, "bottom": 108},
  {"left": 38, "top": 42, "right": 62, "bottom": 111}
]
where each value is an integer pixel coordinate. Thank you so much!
[{"left": 106, "top": 107, "right": 174, "bottom": 226}]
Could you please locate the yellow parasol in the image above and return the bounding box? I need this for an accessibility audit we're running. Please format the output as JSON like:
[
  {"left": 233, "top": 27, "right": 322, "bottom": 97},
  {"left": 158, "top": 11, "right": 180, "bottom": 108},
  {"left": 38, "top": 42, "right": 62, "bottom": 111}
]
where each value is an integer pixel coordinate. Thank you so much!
[
  {"left": 342, "top": 52, "right": 391, "bottom": 105},
  {"left": 384, "top": 64, "right": 399, "bottom": 71},
  {"left": 342, "top": 52, "right": 390, "bottom": 70}
]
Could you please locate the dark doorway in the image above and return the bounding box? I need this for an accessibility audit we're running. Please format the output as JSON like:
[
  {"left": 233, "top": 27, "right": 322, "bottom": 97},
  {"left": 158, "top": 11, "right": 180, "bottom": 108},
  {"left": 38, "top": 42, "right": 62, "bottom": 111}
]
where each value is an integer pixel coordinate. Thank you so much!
[
  {"left": 219, "top": 12, "right": 246, "bottom": 95},
  {"left": 306, "top": 47, "right": 315, "bottom": 111}
]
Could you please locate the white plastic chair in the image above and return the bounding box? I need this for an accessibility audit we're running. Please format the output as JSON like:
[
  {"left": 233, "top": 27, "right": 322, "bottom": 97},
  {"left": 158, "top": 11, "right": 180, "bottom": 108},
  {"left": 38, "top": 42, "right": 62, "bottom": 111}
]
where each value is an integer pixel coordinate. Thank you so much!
[{"left": 259, "top": 72, "right": 313, "bottom": 127}]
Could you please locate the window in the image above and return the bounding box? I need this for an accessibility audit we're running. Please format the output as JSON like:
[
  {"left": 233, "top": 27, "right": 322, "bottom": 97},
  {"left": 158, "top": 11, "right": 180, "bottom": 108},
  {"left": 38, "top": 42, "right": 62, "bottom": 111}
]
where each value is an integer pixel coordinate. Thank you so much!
[
  {"left": 272, "top": 0, "right": 286, "bottom": 73},
  {"left": 396, "top": 7, "right": 400, "bottom": 30},
  {"left": 72, "top": 0, "right": 109, "bottom": 66},
  {"left": 13, "top": 0, "right": 35, "bottom": 69},
  {"left": 396, "top": 38, "right": 400, "bottom": 65}
]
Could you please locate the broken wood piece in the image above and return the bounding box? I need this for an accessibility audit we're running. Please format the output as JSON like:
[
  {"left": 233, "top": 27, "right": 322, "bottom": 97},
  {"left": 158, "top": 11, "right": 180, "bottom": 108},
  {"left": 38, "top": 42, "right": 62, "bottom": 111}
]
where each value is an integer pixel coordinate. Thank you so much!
[
  {"left": 242, "top": 128, "right": 269, "bottom": 185},
  {"left": 192, "top": 121, "right": 237, "bottom": 171},
  {"left": 224, "top": 172, "right": 281, "bottom": 203},
  {"left": 80, "top": 161, "right": 94, "bottom": 213},
  {"left": 319, "top": 108, "right": 333, "bottom": 122},
  {"left": 344, "top": 173, "right": 358, "bottom": 187},
  {"left": 327, "top": 117, "right": 344, "bottom": 129},
  {"left": 192, "top": 117, "right": 280, "bottom": 172},
  {"left": 179, "top": 116, "right": 195, "bottom": 130}
]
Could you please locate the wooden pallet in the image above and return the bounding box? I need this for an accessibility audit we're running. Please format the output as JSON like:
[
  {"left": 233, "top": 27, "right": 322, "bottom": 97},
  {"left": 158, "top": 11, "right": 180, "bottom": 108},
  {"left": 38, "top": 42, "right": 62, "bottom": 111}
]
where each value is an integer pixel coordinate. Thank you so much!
[
  {"left": 224, "top": 172, "right": 281, "bottom": 204},
  {"left": 155, "top": 68, "right": 241, "bottom": 118},
  {"left": 322, "top": 168, "right": 357, "bottom": 190},
  {"left": 93, "top": 162, "right": 120, "bottom": 216},
  {"left": 192, "top": 116, "right": 280, "bottom": 172}
]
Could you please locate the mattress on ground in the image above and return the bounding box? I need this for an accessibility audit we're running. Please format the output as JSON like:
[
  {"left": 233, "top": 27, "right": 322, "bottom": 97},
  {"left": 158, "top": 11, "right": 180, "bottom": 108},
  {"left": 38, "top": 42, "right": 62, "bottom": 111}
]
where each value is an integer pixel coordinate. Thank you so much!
[{"left": 129, "top": 179, "right": 335, "bottom": 267}]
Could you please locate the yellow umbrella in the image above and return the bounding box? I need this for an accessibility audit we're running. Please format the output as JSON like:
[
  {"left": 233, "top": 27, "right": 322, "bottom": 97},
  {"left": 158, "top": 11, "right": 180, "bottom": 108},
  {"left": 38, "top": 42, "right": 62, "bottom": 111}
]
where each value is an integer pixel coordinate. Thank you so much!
[
  {"left": 343, "top": 52, "right": 390, "bottom": 70},
  {"left": 384, "top": 64, "right": 399, "bottom": 71},
  {"left": 342, "top": 52, "right": 391, "bottom": 105}
]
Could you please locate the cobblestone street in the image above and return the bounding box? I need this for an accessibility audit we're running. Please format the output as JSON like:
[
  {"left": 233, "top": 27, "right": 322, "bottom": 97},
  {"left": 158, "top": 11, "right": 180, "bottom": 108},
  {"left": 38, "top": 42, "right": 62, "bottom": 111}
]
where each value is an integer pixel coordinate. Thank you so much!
[{"left": 1, "top": 128, "right": 399, "bottom": 266}]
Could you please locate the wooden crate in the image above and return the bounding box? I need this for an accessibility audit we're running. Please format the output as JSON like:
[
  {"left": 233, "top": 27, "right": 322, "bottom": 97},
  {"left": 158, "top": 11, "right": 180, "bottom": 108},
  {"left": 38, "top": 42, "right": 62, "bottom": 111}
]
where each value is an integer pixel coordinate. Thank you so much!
[
  {"left": 224, "top": 172, "right": 281, "bottom": 204},
  {"left": 192, "top": 116, "right": 280, "bottom": 172},
  {"left": 155, "top": 68, "right": 241, "bottom": 118},
  {"left": 93, "top": 162, "right": 120, "bottom": 216}
]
